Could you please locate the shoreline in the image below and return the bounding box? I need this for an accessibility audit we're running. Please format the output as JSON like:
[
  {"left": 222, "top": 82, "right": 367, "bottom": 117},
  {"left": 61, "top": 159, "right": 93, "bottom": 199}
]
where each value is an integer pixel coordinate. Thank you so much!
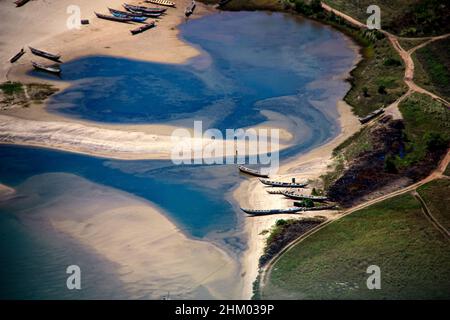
[{"left": 237, "top": 32, "right": 363, "bottom": 297}]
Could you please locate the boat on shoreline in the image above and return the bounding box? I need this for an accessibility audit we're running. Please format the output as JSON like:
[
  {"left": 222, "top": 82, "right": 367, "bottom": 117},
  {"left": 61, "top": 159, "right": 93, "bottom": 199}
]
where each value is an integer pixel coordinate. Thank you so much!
[
  {"left": 14, "top": 0, "right": 30, "bottom": 7},
  {"left": 217, "top": 0, "right": 232, "bottom": 8},
  {"left": 238, "top": 165, "right": 269, "bottom": 178},
  {"left": 130, "top": 22, "right": 156, "bottom": 35},
  {"left": 9, "top": 48, "right": 25, "bottom": 63},
  {"left": 95, "top": 12, "right": 134, "bottom": 23},
  {"left": 123, "top": 3, "right": 167, "bottom": 14},
  {"left": 240, "top": 207, "right": 303, "bottom": 216},
  {"left": 111, "top": 12, "right": 148, "bottom": 22},
  {"left": 358, "top": 108, "right": 385, "bottom": 124},
  {"left": 31, "top": 61, "right": 61, "bottom": 75},
  {"left": 259, "top": 178, "right": 308, "bottom": 188},
  {"left": 292, "top": 203, "right": 337, "bottom": 211},
  {"left": 109, "top": 8, "right": 162, "bottom": 18},
  {"left": 281, "top": 190, "right": 328, "bottom": 201},
  {"left": 145, "top": 0, "right": 176, "bottom": 7},
  {"left": 29, "top": 47, "right": 61, "bottom": 62},
  {"left": 185, "top": 1, "right": 196, "bottom": 17}
]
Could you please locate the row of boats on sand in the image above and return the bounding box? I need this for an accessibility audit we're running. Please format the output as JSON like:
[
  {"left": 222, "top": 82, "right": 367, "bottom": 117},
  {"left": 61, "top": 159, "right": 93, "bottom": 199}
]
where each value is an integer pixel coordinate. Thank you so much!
[
  {"left": 9, "top": 46, "right": 62, "bottom": 75},
  {"left": 238, "top": 165, "right": 335, "bottom": 216}
]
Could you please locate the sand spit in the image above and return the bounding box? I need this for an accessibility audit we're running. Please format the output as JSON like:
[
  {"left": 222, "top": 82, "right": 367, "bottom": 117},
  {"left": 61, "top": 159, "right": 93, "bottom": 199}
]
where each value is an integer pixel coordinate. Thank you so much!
[{"left": 13, "top": 173, "right": 242, "bottom": 299}]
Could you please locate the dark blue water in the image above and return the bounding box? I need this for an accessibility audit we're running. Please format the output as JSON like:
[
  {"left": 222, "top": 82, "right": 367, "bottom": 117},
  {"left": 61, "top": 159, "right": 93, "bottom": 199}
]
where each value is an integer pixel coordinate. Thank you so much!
[{"left": 3, "top": 12, "right": 357, "bottom": 299}]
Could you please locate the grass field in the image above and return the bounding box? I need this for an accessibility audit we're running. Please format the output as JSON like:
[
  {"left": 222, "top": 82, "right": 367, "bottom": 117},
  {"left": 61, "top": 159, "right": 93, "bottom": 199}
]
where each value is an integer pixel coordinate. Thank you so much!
[
  {"left": 413, "top": 37, "right": 450, "bottom": 102},
  {"left": 418, "top": 179, "right": 450, "bottom": 232},
  {"left": 263, "top": 193, "right": 450, "bottom": 299}
]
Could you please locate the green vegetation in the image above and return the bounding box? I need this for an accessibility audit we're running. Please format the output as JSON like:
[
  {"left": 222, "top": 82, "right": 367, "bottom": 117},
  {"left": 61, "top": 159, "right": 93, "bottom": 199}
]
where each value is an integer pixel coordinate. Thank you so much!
[
  {"left": 259, "top": 218, "right": 324, "bottom": 267},
  {"left": 263, "top": 193, "right": 450, "bottom": 299},
  {"left": 344, "top": 36, "right": 407, "bottom": 116},
  {"left": 322, "top": 0, "right": 450, "bottom": 36},
  {"left": 418, "top": 179, "right": 450, "bottom": 232},
  {"left": 396, "top": 93, "right": 450, "bottom": 168},
  {"left": 398, "top": 38, "right": 429, "bottom": 51},
  {"left": 0, "top": 81, "right": 57, "bottom": 108},
  {"left": 413, "top": 37, "right": 450, "bottom": 102},
  {"left": 0, "top": 81, "right": 24, "bottom": 95}
]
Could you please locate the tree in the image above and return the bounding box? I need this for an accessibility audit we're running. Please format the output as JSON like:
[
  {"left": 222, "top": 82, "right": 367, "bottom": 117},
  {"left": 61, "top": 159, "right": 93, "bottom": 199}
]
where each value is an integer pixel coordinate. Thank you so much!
[
  {"left": 362, "top": 87, "right": 370, "bottom": 97},
  {"left": 384, "top": 155, "right": 398, "bottom": 173},
  {"left": 378, "top": 85, "right": 387, "bottom": 94},
  {"left": 424, "top": 132, "right": 448, "bottom": 151}
]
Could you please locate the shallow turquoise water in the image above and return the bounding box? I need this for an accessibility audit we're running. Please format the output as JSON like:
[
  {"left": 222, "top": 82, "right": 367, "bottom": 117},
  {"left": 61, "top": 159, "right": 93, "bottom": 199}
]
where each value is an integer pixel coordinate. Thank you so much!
[{"left": 2, "top": 12, "right": 356, "bottom": 299}]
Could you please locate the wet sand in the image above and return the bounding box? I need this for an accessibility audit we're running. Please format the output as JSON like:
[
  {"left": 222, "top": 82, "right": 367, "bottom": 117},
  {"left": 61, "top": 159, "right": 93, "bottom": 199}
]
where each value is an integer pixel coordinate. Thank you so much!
[{"left": 8, "top": 173, "right": 242, "bottom": 299}]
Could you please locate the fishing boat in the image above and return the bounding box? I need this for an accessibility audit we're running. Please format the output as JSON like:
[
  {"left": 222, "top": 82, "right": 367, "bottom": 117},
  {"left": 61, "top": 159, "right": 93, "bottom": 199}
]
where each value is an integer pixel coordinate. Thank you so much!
[
  {"left": 358, "top": 108, "right": 385, "bottom": 124},
  {"left": 185, "top": 1, "right": 196, "bottom": 17},
  {"left": 29, "top": 47, "right": 61, "bottom": 62},
  {"left": 31, "top": 61, "right": 61, "bottom": 75},
  {"left": 238, "top": 165, "right": 269, "bottom": 178},
  {"left": 130, "top": 22, "right": 156, "bottom": 35},
  {"left": 240, "top": 207, "right": 303, "bottom": 216},
  {"left": 123, "top": 3, "right": 167, "bottom": 14},
  {"left": 259, "top": 178, "right": 308, "bottom": 188},
  {"left": 292, "top": 202, "right": 337, "bottom": 211},
  {"left": 9, "top": 48, "right": 25, "bottom": 63},
  {"left": 111, "top": 12, "right": 148, "bottom": 22},
  {"left": 95, "top": 12, "right": 134, "bottom": 23},
  {"left": 109, "top": 8, "right": 150, "bottom": 18},
  {"left": 145, "top": 0, "right": 176, "bottom": 7},
  {"left": 14, "top": 0, "right": 30, "bottom": 7},
  {"left": 124, "top": 8, "right": 164, "bottom": 17},
  {"left": 217, "top": 0, "right": 232, "bottom": 7},
  {"left": 281, "top": 190, "right": 328, "bottom": 201}
]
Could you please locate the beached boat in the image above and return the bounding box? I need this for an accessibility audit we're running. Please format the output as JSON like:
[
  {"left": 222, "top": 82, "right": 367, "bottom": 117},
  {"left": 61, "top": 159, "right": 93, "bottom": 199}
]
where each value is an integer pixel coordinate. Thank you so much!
[
  {"left": 125, "top": 8, "right": 164, "bottom": 17},
  {"left": 108, "top": 8, "right": 146, "bottom": 17},
  {"left": 145, "top": 0, "right": 176, "bottom": 7},
  {"left": 281, "top": 190, "right": 328, "bottom": 201},
  {"left": 9, "top": 48, "right": 25, "bottom": 63},
  {"left": 185, "top": 1, "right": 196, "bottom": 17},
  {"left": 238, "top": 165, "right": 269, "bottom": 178},
  {"left": 240, "top": 207, "right": 303, "bottom": 216},
  {"left": 259, "top": 178, "right": 308, "bottom": 188},
  {"left": 358, "top": 108, "right": 385, "bottom": 124},
  {"left": 14, "top": 0, "right": 30, "bottom": 7},
  {"left": 29, "top": 46, "right": 61, "bottom": 62},
  {"left": 111, "top": 12, "right": 148, "bottom": 22},
  {"left": 266, "top": 189, "right": 284, "bottom": 195},
  {"left": 123, "top": 3, "right": 167, "bottom": 14},
  {"left": 31, "top": 61, "right": 61, "bottom": 75},
  {"left": 95, "top": 12, "right": 133, "bottom": 23},
  {"left": 218, "top": 0, "right": 232, "bottom": 7},
  {"left": 292, "top": 202, "right": 337, "bottom": 211},
  {"left": 130, "top": 22, "right": 156, "bottom": 35}
]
